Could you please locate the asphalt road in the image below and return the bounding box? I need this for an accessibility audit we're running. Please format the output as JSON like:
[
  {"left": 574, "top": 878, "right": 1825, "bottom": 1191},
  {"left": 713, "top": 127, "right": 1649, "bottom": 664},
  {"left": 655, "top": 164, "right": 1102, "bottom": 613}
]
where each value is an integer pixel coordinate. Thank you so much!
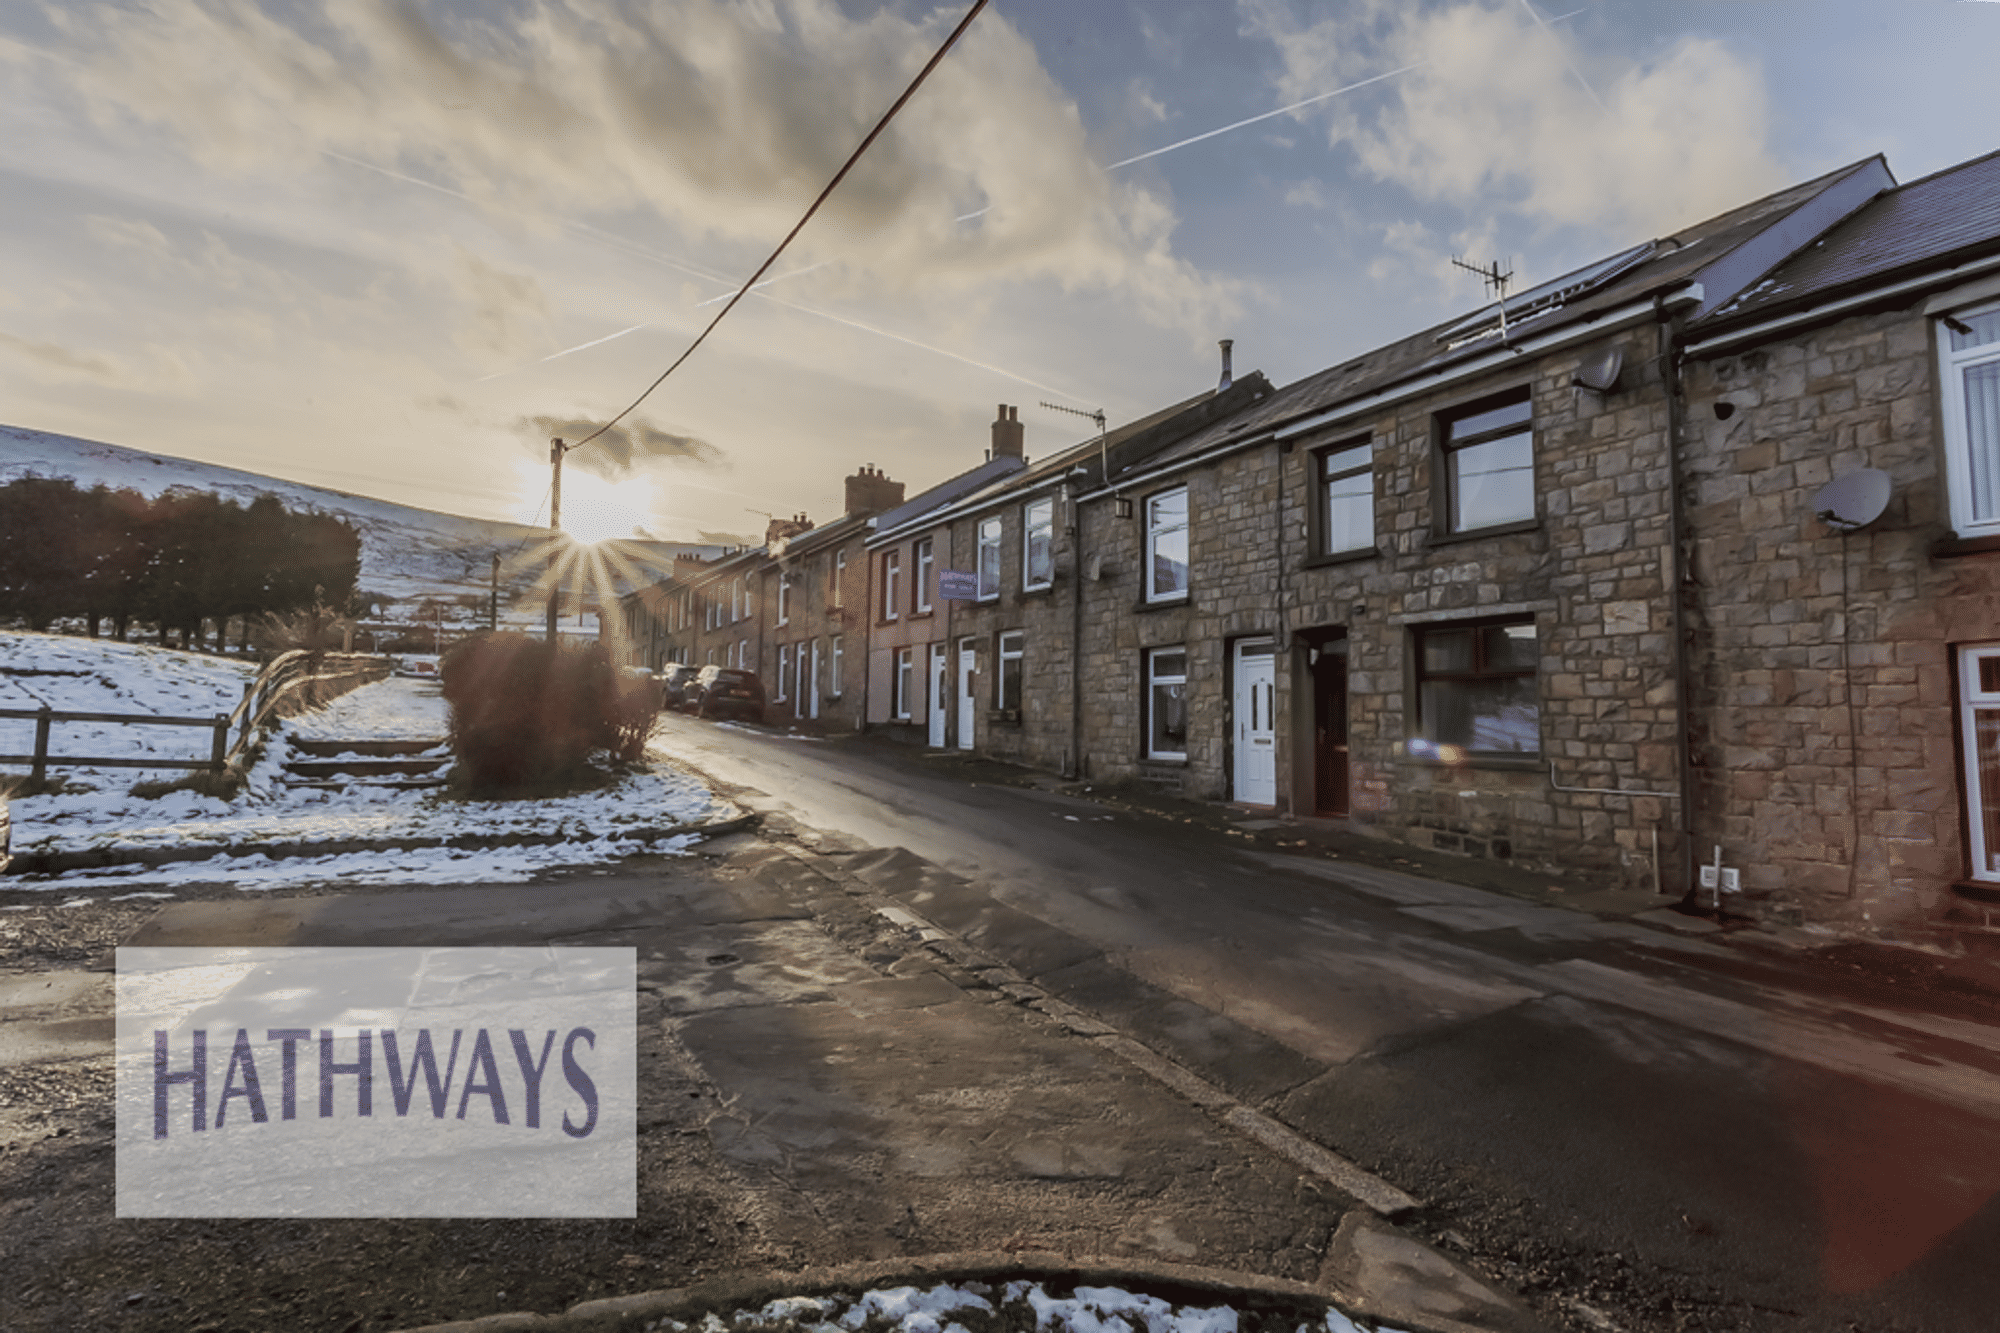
[{"left": 648, "top": 713, "right": 2000, "bottom": 1333}]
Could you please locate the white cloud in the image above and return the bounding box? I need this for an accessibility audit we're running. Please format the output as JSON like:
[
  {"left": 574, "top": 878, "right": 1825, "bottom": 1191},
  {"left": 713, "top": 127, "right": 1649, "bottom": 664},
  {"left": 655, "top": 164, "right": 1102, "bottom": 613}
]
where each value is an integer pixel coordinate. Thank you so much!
[
  {"left": 48, "top": 0, "right": 1238, "bottom": 335},
  {"left": 1241, "top": 0, "right": 1784, "bottom": 239}
]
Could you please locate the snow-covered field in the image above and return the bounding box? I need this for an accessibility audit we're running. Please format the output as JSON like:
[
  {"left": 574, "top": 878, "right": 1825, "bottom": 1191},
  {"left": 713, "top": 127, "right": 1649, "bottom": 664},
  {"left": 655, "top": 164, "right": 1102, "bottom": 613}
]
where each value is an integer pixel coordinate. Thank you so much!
[{"left": 1, "top": 631, "right": 732, "bottom": 895}]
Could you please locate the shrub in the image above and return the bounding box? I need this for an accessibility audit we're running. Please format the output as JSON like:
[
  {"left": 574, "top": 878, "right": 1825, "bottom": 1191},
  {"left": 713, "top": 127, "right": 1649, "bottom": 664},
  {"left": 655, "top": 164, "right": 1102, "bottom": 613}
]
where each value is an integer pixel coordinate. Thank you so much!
[{"left": 441, "top": 633, "right": 659, "bottom": 796}]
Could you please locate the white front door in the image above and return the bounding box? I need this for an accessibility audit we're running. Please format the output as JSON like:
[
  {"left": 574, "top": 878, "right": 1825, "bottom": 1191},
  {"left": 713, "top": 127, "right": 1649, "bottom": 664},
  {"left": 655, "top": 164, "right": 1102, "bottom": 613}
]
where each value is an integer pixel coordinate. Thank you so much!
[
  {"left": 1233, "top": 638, "right": 1277, "bottom": 804},
  {"left": 957, "top": 639, "right": 977, "bottom": 751},
  {"left": 928, "top": 644, "right": 948, "bottom": 747},
  {"left": 808, "top": 641, "right": 821, "bottom": 720}
]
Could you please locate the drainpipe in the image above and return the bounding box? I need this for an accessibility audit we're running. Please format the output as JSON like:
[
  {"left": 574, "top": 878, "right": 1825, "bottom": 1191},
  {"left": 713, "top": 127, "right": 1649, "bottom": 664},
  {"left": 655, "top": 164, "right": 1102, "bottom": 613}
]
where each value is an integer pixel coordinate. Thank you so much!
[
  {"left": 1274, "top": 434, "right": 1292, "bottom": 816},
  {"left": 1657, "top": 293, "right": 1696, "bottom": 900},
  {"left": 1068, "top": 480, "right": 1085, "bottom": 779}
]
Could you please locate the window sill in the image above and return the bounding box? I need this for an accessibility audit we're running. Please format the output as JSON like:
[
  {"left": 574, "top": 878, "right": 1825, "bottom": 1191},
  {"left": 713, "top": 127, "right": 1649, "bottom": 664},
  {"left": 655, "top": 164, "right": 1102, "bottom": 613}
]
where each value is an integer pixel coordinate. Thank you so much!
[
  {"left": 1136, "top": 595, "right": 1192, "bottom": 613},
  {"left": 1303, "top": 547, "right": 1381, "bottom": 570},
  {"left": 1403, "top": 752, "right": 1542, "bottom": 772},
  {"left": 1143, "top": 754, "right": 1188, "bottom": 765},
  {"left": 1021, "top": 583, "right": 1055, "bottom": 598},
  {"left": 1426, "top": 519, "right": 1539, "bottom": 547},
  {"left": 1932, "top": 533, "right": 2000, "bottom": 559},
  {"left": 987, "top": 708, "right": 1023, "bottom": 725}
]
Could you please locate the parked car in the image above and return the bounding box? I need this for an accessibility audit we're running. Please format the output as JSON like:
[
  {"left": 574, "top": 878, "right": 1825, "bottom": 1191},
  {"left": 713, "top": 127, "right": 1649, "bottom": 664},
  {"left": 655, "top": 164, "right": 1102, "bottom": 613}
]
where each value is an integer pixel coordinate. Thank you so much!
[
  {"left": 1, "top": 791, "right": 10, "bottom": 875},
  {"left": 395, "top": 654, "right": 442, "bottom": 679},
  {"left": 657, "top": 663, "right": 699, "bottom": 710},
  {"left": 687, "top": 666, "right": 766, "bottom": 723}
]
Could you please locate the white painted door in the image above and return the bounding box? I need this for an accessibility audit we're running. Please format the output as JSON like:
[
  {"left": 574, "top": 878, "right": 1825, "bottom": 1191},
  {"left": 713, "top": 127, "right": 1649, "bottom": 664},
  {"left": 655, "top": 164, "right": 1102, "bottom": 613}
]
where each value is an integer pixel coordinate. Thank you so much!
[
  {"left": 957, "top": 639, "right": 977, "bottom": 751},
  {"left": 1233, "top": 639, "right": 1277, "bottom": 804},
  {"left": 928, "top": 644, "right": 948, "bottom": 747}
]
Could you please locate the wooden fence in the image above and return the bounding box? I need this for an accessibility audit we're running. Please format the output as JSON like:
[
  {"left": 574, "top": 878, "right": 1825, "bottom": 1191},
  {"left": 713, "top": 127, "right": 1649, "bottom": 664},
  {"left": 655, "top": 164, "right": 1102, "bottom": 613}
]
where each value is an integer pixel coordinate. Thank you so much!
[{"left": 1, "top": 651, "right": 395, "bottom": 781}]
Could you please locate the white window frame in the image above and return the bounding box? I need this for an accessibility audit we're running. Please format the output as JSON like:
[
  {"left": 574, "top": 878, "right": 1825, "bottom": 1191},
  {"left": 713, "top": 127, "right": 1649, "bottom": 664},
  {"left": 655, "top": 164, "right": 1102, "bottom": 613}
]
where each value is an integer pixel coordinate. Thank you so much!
[
  {"left": 997, "top": 630, "right": 1025, "bottom": 710},
  {"left": 1023, "top": 497, "right": 1054, "bottom": 590},
  {"left": 1941, "top": 302, "right": 2000, "bottom": 538},
  {"left": 830, "top": 635, "right": 844, "bottom": 697},
  {"left": 833, "top": 550, "right": 846, "bottom": 608},
  {"left": 976, "top": 516, "right": 1002, "bottom": 602},
  {"left": 916, "top": 537, "right": 934, "bottom": 614},
  {"left": 776, "top": 645, "right": 790, "bottom": 700},
  {"left": 1146, "top": 646, "right": 1188, "bottom": 760},
  {"left": 894, "top": 646, "right": 914, "bottom": 720},
  {"left": 1144, "top": 486, "right": 1189, "bottom": 603},
  {"left": 777, "top": 573, "right": 791, "bottom": 626},
  {"left": 883, "top": 551, "right": 902, "bottom": 622},
  {"left": 1961, "top": 642, "right": 2000, "bottom": 882}
]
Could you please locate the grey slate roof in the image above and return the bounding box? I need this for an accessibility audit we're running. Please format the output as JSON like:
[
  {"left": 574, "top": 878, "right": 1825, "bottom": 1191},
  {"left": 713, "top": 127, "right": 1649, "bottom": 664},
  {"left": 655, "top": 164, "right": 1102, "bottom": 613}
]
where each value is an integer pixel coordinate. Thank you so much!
[
  {"left": 868, "top": 454, "right": 1025, "bottom": 536},
  {"left": 1701, "top": 147, "right": 2000, "bottom": 326},
  {"left": 1103, "top": 158, "right": 1891, "bottom": 484}
]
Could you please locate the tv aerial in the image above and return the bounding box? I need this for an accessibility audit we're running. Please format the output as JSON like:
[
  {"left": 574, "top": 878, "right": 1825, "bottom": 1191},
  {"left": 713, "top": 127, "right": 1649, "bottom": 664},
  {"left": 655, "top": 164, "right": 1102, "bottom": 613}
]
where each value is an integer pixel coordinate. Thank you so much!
[
  {"left": 1812, "top": 468, "right": 1893, "bottom": 533},
  {"left": 1452, "top": 255, "right": 1515, "bottom": 341}
]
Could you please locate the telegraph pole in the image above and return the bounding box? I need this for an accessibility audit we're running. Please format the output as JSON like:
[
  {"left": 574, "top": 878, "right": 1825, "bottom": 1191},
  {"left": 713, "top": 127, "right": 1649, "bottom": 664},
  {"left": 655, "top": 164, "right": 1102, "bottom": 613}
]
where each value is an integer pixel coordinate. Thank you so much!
[{"left": 546, "top": 436, "right": 567, "bottom": 642}]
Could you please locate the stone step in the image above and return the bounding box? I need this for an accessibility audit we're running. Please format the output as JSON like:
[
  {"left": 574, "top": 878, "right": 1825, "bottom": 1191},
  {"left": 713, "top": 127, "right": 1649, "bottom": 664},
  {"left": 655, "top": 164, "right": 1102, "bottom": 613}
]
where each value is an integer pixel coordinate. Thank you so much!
[
  {"left": 282, "top": 757, "right": 451, "bottom": 779},
  {"left": 289, "top": 738, "right": 448, "bottom": 758}
]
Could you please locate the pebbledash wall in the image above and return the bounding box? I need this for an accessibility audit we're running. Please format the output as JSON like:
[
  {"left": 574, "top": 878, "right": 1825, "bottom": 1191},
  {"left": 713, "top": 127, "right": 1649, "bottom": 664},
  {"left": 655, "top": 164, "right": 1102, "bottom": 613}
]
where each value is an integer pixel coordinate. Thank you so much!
[
  {"left": 1070, "top": 319, "right": 1686, "bottom": 894},
  {"left": 1682, "top": 303, "right": 2000, "bottom": 934}
]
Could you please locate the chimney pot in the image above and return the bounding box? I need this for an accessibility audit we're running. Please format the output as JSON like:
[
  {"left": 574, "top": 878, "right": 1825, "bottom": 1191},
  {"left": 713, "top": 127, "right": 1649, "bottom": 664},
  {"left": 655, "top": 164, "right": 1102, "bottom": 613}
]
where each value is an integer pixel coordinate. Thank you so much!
[
  {"left": 1218, "top": 339, "right": 1234, "bottom": 392},
  {"left": 991, "top": 403, "right": 1025, "bottom": 459}
]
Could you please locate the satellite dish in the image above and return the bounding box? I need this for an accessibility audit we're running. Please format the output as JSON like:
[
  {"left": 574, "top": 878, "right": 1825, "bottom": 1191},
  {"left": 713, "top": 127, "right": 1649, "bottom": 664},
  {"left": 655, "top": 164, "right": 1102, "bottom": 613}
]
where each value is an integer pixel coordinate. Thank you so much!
[
  {"left": 1812, "top": 467, "right": 1892, "bottom": 532},
  {"left": 1573, "top": 346, "right": 1624, "bottom": 394}
]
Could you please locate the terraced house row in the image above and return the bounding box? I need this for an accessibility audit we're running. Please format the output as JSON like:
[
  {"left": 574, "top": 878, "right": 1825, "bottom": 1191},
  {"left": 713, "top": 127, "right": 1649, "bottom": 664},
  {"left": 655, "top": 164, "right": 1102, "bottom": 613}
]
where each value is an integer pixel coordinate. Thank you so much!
[{"left": 620, "top": 146, "right": 2000, "bottom": 947}]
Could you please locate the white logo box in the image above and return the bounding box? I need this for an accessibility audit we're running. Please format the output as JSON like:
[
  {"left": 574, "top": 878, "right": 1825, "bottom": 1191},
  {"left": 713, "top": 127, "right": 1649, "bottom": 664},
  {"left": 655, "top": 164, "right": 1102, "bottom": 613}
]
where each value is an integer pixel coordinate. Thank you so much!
[{"left": 116, "top": 947, "right": 635, "bottom": 1218}]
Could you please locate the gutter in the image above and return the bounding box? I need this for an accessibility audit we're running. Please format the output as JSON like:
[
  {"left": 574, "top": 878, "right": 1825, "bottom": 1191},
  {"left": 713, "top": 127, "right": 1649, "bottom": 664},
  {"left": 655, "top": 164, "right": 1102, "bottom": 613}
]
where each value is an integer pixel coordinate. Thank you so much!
[
  {"left": 1082, "top": 292, "right": 1682, "bottom": 503},
  {"left": 1682, "top": 249, "right": 2000, "bottom": 358}
]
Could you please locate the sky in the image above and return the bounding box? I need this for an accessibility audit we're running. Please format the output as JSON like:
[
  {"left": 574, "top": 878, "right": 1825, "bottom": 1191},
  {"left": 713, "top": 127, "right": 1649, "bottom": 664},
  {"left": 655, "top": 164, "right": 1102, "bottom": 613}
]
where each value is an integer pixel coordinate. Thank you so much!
[{"left": 1, "top": 0, "right": 1996, "bottom": 546}]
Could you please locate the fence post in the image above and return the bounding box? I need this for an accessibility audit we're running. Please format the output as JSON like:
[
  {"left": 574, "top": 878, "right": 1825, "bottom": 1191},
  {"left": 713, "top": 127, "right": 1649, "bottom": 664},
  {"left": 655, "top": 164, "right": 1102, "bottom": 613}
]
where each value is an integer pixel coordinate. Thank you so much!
[
  {"left": 211, "top": 714, "right": 229, "bottom": 771},
  {"left": 32, "top": 705, "right": 53, "bottom": 784}
]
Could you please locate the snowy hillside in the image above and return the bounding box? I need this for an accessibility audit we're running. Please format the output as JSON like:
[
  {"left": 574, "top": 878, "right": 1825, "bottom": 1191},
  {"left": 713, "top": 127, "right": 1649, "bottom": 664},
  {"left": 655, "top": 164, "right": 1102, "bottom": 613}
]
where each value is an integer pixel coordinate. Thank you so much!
[{"left": 0, "top": 424, "right": 726, "bottom": 609}]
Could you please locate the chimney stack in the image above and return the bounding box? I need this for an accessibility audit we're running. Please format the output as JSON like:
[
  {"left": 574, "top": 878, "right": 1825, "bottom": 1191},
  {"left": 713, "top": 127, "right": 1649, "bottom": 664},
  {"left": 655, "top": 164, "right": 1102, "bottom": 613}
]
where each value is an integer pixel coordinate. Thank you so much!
[
  {"left": 1217, "top": 339, "right": 1234, "bottom": 392},
  {"left": 990, "top": 404, "right": 1025, "bottom": 461},
  {"left": 844, "top": 464, "right": 907, "bottom": 516},
  {"left": 765, "top": 512, "right": 814, "bottom": 546}
]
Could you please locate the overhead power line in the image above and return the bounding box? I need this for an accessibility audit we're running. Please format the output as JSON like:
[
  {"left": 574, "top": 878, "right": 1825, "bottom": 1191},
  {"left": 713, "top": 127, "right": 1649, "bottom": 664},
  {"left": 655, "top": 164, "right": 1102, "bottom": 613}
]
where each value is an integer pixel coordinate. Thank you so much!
[{"left": 565, "top": 0, "right": 990, "bottom": 454}]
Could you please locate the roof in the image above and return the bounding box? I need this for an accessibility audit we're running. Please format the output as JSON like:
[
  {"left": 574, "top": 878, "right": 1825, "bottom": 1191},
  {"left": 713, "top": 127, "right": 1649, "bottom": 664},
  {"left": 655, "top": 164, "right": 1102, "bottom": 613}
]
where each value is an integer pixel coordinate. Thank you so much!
[
  {"left": 1096, "top": 157, "right": 1897, "bottom": 487},
  {"left": 769, "top": 510, "right": 869, "bottom": 563},
  {"left": 867, "top": 454, "right": 1025, "bottom": 539},
  {"left": 1700, "top": 147, "right": 2000, "bottom": 326}
]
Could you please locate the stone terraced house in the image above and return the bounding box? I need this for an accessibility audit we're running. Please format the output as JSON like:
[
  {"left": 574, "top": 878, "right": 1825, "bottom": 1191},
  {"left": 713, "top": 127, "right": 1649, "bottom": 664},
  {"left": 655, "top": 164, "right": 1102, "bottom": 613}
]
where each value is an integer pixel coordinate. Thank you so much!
[{"left": 614, "top": 145, "right": 2000, "bottom": 943}]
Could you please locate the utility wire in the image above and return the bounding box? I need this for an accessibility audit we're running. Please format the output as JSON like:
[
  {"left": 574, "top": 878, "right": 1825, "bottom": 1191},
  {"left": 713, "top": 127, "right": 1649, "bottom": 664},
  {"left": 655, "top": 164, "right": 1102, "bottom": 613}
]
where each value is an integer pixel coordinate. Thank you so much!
[{"left": 566, "top": 0, "right": 989, "bottom": 454}]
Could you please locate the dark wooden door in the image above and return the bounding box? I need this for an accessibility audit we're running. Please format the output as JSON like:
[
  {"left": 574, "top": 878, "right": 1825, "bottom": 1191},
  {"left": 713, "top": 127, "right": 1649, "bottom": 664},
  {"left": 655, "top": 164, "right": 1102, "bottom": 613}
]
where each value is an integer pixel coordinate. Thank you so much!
[{"left": 1313, "top": 645, "right": 1349, "bottom": 816}]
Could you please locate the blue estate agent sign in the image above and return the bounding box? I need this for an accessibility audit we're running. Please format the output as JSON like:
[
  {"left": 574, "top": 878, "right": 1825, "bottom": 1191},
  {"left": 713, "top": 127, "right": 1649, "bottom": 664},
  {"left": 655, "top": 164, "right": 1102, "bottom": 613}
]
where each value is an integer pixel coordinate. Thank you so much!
[
  {"left": 937, "top": 568, "right": 978, "bottom": 601},
  {"left": 116, "top": 946, "right": 636, "bottom": 1218}
]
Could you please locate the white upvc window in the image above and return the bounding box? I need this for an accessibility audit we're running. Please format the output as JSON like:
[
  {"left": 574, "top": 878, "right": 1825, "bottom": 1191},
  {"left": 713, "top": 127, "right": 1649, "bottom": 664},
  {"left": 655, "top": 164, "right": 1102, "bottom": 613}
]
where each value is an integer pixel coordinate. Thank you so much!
[
  {"left": 833, "top": 550, "right": 846, "bottom": 607},
  {"left": 830, "top": 635, "right": 844, "bottom": 697},
  {"left": 916, "top": 537, "right": 934, "bottom": 613},
  {"left": 894, "top": 646, "right": 914, "bottom": 719},
  {"left": 1023, "top": 497, "right": 1054, "bottom": 590},
  {"left": 1146, "top": 646, "right": 1188, "bottom": 760},
  {"left": 776, "top": 645, "right": 790, "bottom": 700},
  {"left": 1942, "top": 303, "right": 2000, "bottom": 538},
  {"left": 883, "top": 550, "right": 901, "bottom": 621},
  {"left": 976, "top": 516, "right": 1002, "bottom": 601},
  {"left": 1145, "top": 486, "right": 1189, "bottom": 602},
  {"left": 1961, "top": 643, "right": 2000, "bottom": 882},
  {"left": 997, "top": 630, "right": 1025, "bottom": 710},
  {"left": 777, "top": 574, "right": 791, "bottom": 626}
]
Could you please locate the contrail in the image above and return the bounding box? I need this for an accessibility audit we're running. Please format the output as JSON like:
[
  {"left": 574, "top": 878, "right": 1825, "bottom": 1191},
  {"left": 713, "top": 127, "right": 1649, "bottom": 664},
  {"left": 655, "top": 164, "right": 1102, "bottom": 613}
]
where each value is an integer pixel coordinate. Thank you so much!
[
  {"left": 1104, "top": 62, "right": 1424, "bottom": 170},
  {"left": 692, "top": 261, "right": 833, "bottom": 307},
  {"left": 1519, "top": 0, "right": 1604, "bottom": 109},
  {"left": 476, "top": 321, "right": 655, "bottom": 382}
]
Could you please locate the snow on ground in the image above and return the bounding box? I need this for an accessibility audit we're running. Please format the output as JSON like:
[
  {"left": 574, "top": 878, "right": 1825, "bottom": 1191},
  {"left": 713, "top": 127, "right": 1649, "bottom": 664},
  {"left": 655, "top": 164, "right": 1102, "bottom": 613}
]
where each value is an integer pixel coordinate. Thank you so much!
[
  {"left": 2, "top": 632, "right": 733, "bottom": 895},
  {"left": 682, "top": 1283, "right": 1396, "bottom": 1333},
  {"left": 0, "top": 631, "right": 258, "bottom": 770}
]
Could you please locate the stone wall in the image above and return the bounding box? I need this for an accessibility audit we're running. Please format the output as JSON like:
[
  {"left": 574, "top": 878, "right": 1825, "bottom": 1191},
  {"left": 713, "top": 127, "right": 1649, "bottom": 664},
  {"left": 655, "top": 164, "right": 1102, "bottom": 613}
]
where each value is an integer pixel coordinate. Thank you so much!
[{"left": 1682, "top": 304, "right": 2000, "bottom": 932}]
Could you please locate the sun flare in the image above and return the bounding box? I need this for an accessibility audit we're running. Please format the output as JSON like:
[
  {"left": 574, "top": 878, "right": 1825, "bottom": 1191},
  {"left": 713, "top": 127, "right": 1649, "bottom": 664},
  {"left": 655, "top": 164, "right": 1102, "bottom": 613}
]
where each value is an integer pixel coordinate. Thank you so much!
[{"left": 513, "top": 459, "right": 660, "bottom": 545}]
